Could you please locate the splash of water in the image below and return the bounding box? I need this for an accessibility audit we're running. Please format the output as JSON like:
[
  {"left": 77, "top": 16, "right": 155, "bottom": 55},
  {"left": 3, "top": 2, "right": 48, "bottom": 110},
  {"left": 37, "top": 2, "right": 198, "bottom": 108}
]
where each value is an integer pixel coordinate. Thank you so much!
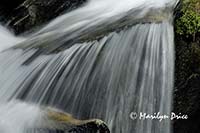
[
  {"left": 0, "top": 25, "right": 24, "bottom": 52},
  {"left": 0, "top": 0, "right": 177, "bottom": 133}
]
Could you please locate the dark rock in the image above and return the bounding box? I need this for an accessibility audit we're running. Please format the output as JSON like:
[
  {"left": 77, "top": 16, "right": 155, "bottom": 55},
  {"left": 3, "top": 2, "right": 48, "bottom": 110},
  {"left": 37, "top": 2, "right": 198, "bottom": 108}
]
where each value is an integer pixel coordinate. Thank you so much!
[
  {"left": 0, "top": 0, "right": 25, "bottom": 22},
  {"left": 0, "top": 0, "right": 87, "bottom": 34},
  {"left": 68, "top": 121, "right": 110, "bottom": 133},
  {"left": 174, "top": 74, "right": 200, "bottom": 133},
  {"left": 173, "top": 0, "right": 200, "bottom": 132},
  {"left": 174, "top": 36, "right": 200, "bottom": 133}
]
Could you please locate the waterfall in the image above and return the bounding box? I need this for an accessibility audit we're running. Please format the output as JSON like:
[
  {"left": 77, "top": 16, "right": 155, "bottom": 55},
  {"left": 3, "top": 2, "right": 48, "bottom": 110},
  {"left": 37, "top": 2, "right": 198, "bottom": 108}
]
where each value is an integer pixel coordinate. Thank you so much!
[
  {"left": 0, "top": 0, "right": 178, "bottom": 133},
  {"left": 0, "top": 25, "right": 24, "bottom": 52}
]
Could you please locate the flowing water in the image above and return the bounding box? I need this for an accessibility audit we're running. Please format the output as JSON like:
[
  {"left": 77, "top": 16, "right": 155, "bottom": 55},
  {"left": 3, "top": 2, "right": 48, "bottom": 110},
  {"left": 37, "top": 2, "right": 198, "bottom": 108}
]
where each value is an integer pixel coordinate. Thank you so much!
[
  {"left": 0, "top": 25, "right": 24, "bottom": 52},
  {"left": 0, "top": 0, "right": 178, "bottom": 133}
]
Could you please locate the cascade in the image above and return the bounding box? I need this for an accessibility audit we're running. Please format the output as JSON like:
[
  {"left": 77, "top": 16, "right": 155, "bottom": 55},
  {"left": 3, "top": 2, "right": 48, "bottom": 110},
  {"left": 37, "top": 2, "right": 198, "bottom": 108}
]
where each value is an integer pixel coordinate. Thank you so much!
[{"left": 0, "top": 0, "right": 178, "bottom": 132}]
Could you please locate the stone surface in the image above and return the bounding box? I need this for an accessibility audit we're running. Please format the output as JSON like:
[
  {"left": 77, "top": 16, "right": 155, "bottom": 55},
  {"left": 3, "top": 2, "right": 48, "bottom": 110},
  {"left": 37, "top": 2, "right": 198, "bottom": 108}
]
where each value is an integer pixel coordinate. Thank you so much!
[
  {"left": 0, "top": 0, "right": 86, "bottom": 34},
  {"left": 173, "top": 1, "right": 200, "bottom": 131},
  {"left": 173, "top": 35, "right": 200, "bottom": 133}
]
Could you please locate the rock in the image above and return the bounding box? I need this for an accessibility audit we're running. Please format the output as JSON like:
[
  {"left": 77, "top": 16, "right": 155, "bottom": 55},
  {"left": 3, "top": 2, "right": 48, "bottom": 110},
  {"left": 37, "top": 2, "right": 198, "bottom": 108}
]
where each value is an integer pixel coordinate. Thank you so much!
[
  {"left": 174, "top": 74, "right": 200, "bottom": 133},
  {"left": 0, "top": 0, "right": 87, "bottom": 34},
  {"left": 174, "top": 36, "right": 200, "bottom": 133},
  {"left": 173, "top": 0, "right": 200, "bottom": 132},
  {"left": 0, "top": 0, "right": 25, "bottom": 22},
  {"left": 46, "top": 107, "right": 110, "bottom": 133}
]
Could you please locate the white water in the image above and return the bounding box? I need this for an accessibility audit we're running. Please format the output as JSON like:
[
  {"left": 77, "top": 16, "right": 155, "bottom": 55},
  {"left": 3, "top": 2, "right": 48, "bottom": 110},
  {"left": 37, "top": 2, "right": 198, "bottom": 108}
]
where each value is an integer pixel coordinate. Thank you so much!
[
  {"left": 0, "top": 0, "right": 178, "bottom": 133},
  {"left": 0, "top": 26, "right": 24, "bottom": 52},
  {"left": 0, "top": 101, "right": 41, "bottom": 133},
  {"left": 33, "top": 0, "right": 178, "bottom": 37}
]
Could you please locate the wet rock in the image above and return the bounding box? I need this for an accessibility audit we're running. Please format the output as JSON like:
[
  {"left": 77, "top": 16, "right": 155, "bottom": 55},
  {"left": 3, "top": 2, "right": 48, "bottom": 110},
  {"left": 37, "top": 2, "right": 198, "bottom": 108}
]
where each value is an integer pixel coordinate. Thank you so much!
[
  {"left": 174, "top": 37, "right": 200, "bottom": 133},
  {"left": 173, "top": 0, "right": 200, "bottom": 132},
  {"left": 0, "top": 0, "right": 87, "bottom": 34},
  {"left": 46, "top": 107, "right": 110, "bottom": 133},
  {"left": 0, "top": 0, "right": 25, "bottom": 22}
]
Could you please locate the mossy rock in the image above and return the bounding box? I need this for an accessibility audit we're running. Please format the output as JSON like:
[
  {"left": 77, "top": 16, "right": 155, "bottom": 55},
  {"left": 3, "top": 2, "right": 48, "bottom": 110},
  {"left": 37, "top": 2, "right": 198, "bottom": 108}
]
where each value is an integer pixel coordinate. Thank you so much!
[
  {"left": 175, "top": 0, "right": 200, "bottom": 42},
  {"left": 174, "top": 35, "right": 200, "bottom": 133}
]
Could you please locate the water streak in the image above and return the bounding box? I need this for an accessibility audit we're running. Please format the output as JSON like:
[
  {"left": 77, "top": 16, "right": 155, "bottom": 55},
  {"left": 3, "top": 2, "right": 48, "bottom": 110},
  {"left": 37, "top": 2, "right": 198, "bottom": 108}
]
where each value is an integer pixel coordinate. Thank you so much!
[{"left": 0, "top": 0, "right": 177, "bottom": 133}]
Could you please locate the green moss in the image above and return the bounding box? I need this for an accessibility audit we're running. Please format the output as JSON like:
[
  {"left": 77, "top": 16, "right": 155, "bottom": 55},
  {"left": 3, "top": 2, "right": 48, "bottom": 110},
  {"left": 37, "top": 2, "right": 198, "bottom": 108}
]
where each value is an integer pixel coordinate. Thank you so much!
[{"left": 175, "top": 0, "right": 200, "bottom": 41}]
